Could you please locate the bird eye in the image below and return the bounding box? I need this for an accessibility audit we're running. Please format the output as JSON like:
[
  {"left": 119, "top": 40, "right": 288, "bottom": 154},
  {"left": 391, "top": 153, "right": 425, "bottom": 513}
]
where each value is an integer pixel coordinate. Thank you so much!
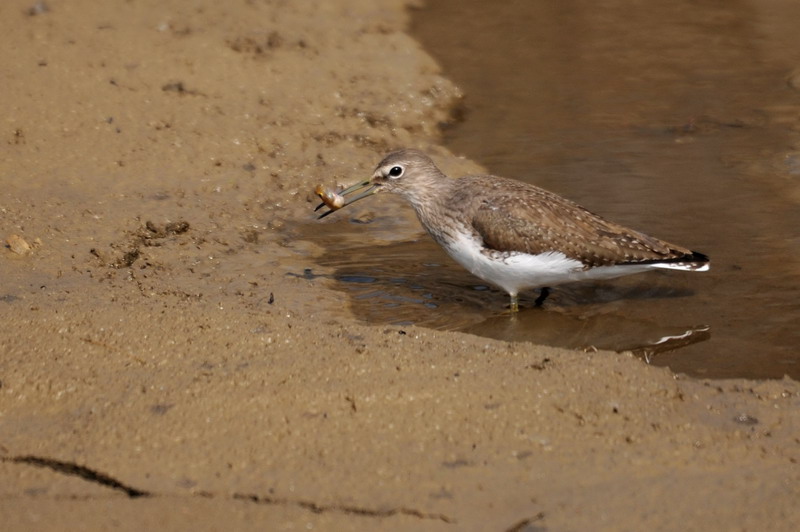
[{"left": 388, "top": 165, "right": 404, "bottom": 178}]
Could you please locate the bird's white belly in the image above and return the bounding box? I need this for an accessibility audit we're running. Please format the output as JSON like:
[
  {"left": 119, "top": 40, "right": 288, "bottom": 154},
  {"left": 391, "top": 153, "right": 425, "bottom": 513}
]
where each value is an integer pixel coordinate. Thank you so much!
[{"left": 442, "top": 232, "right": 655, "bottom": 296}]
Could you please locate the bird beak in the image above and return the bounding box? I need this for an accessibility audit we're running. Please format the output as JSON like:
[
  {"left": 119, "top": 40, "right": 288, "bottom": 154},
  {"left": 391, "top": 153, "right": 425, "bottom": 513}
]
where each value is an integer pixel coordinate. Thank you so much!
[{"left": 315, "top": 179, "right": 380, "bottom": 219}]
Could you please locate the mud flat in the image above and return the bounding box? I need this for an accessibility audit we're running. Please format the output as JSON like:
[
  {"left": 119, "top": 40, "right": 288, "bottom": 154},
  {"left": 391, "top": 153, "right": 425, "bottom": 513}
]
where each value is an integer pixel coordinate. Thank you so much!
[{"left": 1, "top": 1, "right": 798, "bottom": 530}]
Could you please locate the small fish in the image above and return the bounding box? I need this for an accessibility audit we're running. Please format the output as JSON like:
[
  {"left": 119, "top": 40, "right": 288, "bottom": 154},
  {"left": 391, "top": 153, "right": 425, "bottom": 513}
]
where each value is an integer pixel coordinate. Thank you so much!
[{"left": 314, "top": 184, "right": 345, "bottom": 210}]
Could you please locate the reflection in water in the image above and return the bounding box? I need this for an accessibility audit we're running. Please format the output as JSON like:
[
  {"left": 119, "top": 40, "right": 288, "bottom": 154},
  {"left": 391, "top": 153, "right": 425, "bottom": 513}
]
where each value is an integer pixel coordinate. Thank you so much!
[
  {"left": 469, "top": 314, "right": 711, "bottom": 363},
  {"left": 296, "top": 219, "right": 711, "bottom": 367}
]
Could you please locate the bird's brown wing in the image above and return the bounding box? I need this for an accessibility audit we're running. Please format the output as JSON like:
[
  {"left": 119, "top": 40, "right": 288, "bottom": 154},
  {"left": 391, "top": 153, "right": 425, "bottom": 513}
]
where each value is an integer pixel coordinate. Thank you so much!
[{"left": 468, "top": 179, "right": 694, "bottom": 267}]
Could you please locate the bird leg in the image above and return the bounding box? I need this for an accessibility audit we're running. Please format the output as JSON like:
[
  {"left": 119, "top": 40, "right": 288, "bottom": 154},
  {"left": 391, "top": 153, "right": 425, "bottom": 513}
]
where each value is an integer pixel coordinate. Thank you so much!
[{"left": 534, "top": 287, "right": 550, "bottom": 307}]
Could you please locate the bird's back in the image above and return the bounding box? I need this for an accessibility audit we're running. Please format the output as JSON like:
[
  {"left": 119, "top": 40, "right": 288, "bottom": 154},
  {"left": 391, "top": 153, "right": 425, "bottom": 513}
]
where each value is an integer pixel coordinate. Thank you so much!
[{"left": 447, "top": 174, "right": 708, "bottom": 269}]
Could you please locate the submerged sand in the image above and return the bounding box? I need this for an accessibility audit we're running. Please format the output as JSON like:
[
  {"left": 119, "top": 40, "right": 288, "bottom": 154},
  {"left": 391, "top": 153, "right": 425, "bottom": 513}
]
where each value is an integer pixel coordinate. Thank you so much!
[{"left": 1, "top": 1, "right": 798, "bottom": 530}]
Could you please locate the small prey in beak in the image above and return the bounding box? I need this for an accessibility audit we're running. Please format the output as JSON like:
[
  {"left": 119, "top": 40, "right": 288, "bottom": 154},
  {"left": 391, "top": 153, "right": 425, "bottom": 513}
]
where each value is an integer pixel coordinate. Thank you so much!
[{"left": 314, "top": 180, "right": 379, "bottom": 219}]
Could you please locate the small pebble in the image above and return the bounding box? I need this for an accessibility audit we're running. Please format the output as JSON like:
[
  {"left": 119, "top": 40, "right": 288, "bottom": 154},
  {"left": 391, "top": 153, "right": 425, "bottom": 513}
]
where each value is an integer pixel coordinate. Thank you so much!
[
  {"left": 6, "top": 234, "right": 32, "bottom": 256},
  {"left": 27, "top": 2, "right": 49, "bottom": 16},
  {"left": 733, "top": 413, "right": 759, "bottom": 425},
  {"left": 351, "top": 211, "right": 375, "bottom": 224}
]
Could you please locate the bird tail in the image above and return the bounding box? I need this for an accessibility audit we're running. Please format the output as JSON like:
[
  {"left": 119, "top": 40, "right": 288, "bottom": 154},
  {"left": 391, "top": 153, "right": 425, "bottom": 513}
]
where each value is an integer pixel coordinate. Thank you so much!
[{"left": 648, "top": 251, "right": 710, "bottom": 272}]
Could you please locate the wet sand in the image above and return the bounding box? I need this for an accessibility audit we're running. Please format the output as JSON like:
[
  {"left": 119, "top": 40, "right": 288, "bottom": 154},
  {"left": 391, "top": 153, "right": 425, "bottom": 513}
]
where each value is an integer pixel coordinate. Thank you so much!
[{"left": 1, "top": 1, "right": 799, "bottom": 530}]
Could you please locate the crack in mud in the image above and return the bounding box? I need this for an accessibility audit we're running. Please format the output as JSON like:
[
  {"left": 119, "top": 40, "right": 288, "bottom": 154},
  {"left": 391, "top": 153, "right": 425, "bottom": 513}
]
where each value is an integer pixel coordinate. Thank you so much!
[
  {"left": 4, "top": 455, "right": 455, "bottom": 523},
  {"left": 3, "top": 455, "right": 151, "bottom": 498},
  {"left": 505, "top": 512, "right": 546, "bottom": 532},
  {"left": 233, "top": 493, "right": 454, "bottom": 523}
]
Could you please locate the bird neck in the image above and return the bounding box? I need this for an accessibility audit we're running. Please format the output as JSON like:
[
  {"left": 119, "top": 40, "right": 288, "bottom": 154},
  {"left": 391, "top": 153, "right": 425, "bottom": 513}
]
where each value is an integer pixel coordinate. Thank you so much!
[
  {"left": 403, "top": 177, "right": 466, "bottom": 244},
  {"left": 400, "top": 168, "right": 451, "bottom": 209}
]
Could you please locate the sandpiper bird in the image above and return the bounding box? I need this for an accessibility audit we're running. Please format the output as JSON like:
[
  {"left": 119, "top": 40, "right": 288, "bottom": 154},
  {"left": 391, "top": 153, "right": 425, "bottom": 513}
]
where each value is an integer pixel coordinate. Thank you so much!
[{"left": 316, "top": 149, "right": 709, "bottom": 311}]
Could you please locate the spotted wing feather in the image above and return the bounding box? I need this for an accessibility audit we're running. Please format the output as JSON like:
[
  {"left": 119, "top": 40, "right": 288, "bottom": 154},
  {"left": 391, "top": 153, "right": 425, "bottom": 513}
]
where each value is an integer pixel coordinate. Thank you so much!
[{"left": 465, "top": 176, "right": 702, "bottom": 268}]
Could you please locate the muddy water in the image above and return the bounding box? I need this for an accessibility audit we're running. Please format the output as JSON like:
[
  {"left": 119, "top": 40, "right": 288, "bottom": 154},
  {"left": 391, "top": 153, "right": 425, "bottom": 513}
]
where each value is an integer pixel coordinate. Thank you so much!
[{"left": 304, "top": 0, "right": 800, "bottom": 379}]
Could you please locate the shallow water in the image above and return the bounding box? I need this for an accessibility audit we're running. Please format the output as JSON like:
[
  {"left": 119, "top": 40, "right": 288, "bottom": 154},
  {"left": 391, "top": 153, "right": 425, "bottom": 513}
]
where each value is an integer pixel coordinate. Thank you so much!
[
  {"left": 299, "top": 219, "right": 713, "bottom": 361},
  {"left": 302, "top": 0, "right": 800, "bottom": 379}
]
